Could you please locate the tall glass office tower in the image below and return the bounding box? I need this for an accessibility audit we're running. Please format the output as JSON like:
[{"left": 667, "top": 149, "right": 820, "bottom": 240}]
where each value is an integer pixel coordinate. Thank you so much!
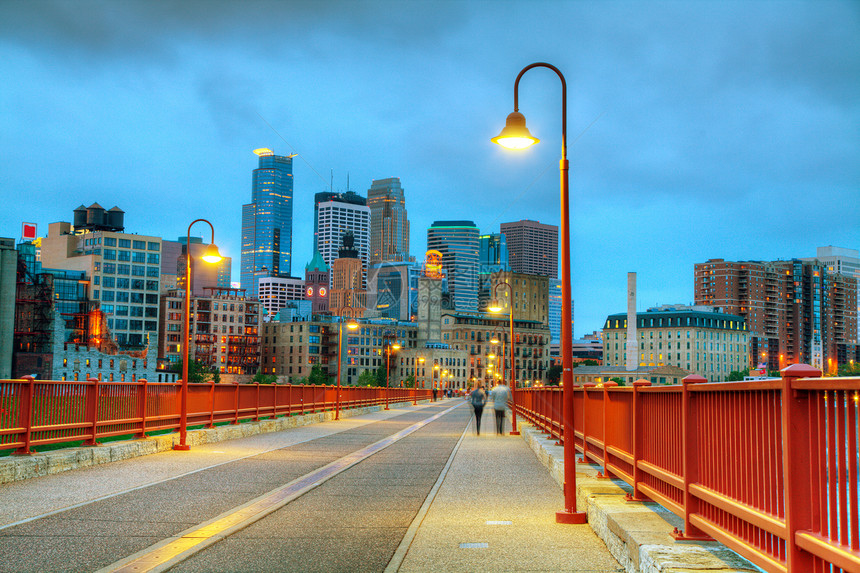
[
  {"left": 427, "top": 220, "right": 479, "bottom": 311},
  {"left": 368, "top": 177, "right": 409, "bottom": 264},
  {"left": 241, "top": 148, "right": 294, "bottom": 298}
]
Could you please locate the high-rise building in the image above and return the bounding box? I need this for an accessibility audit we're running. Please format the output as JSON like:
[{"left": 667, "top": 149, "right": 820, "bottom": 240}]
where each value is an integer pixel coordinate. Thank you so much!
[
  {"left": 500, "top": 219, "right": 558, "bottom": 278},
  {"left": 367, "top": 261, "right": 422, "bottom": 321},
  {"left": 427, "top": 221, "right": 479, "bottom": 311},
  {"left": 489, "top": 271, "right": 549, "bottom": 325},
  {"left": 161, "top": 237, "right": 232, "bottom": 297},
  {"left": 367, "top": 177, "right": 410, "bottom": 264},
  {"left": 548, "top": 278, "right": 562, "bottom": 344},
  {"left": 804, "top": 246, "right": 860, "bottom": 340},
  {"left": 313, "top": 190, "right": 366, "bottom": 244},
  {"left": 40, "top": 208, "right": 162, "bottom": 350},
  {"left": 241, "top": 148, "right": 294, "bottom": 298},
  {"left": 477, "top": 233, "right": 509, "bottom": 310},
  {"left": 257, "top": 276, "right": 306, "bottom": 320},
  {"left": 695, "top": 257, "right": 858, "bottom": 373},
  {"left": 316, "top": 197, "right": 370, "bottom": 284}
]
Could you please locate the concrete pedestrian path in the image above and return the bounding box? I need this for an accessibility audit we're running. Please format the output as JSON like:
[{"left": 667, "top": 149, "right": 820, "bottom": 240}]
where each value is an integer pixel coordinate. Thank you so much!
[{"left": 392, "top": 410, "right": 623, "bottom": 572}]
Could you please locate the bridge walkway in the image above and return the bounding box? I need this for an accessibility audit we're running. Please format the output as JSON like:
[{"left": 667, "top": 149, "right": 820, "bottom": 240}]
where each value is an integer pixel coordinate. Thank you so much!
[{"left": 0, "top": 399, "right": 621, "bottom": 573}]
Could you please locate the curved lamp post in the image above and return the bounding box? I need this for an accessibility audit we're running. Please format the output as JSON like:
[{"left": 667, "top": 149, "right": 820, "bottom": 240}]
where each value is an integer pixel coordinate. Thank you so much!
[
  {"left": 492, "top": 62, "right": 586, "bottom": 524},
  {"left": 489, "top": 282, "right": 519, "bottom": 435},
  {"left": 175, "top": 219, "right": 223, "bottom": 451},
  {"left": 335, "top": 317, "right": 359, "bottom": 420}
]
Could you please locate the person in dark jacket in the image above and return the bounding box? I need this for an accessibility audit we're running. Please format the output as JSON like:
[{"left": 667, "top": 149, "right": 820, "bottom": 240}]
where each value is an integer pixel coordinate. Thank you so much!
[{"left": 469, "top": 384, "right": 487, "bottom": 435}]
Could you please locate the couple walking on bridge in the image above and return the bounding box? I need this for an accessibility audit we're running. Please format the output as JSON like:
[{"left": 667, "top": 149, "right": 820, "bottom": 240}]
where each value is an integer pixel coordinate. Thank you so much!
[{"left": 469, "top": 381, "right": 511, "bottom": 435}]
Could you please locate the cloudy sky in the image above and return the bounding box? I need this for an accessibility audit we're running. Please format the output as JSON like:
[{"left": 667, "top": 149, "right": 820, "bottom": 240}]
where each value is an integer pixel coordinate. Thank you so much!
[{"left": 1, "top": 0, "right": 858, "bottom": 336}]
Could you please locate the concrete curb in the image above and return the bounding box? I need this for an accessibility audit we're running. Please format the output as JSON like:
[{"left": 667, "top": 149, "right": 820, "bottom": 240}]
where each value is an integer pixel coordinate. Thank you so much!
[
  {"left": 517, "top": 421, "right": 761, "bottom": 573},
  {"left": 0, "top": 401, "right": 416, "bottom": 485}
]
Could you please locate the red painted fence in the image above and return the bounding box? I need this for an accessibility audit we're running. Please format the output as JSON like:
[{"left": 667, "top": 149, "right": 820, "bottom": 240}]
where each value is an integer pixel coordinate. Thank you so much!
[
  {"left": 516, "top": 364, "right": 860, "bottom": 573},
  {"left": 0, "top": 377, "right": 429, "bottom": 455}
]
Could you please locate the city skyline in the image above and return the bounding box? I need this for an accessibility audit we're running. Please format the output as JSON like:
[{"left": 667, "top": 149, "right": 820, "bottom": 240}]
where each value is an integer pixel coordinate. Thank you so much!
[{"left": 1, "top": 0, "right": 857, "bottom": 337}]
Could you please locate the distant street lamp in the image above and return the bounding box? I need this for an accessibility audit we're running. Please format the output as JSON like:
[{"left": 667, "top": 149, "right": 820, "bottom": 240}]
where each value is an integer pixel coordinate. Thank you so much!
[
  {"left": 489, "top": 282, "right": 518, "bottom": 435},
  {"left": 175, "top": 219, "right": 223, "bottom": 451},
  {"left": 335, "top": 317, "right": 359, "bottom": 420},
  {"left": 492, "top": 62, "right": 586, "bottom": 524},
  {"left": 415, "top": 356, "right": 425, "bottom": 405},
  {"left": 384, "top": 339, "right": 400, "bottom": 410}
]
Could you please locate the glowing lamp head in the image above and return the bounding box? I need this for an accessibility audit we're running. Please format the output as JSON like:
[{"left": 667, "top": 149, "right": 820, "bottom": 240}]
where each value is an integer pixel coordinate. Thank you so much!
[
  {"left": 347, "top": 319, "right": 359, "bottom": 330},
  {"left": 491, "top": 111, "right": 539, "bottom": 149},
  {"left": 488, "top": 299, "right": 503, "bottom": 313},
  {"left": 201, "top": 243, "right": 223, "bottom": 264},
  {"left": 491, "top": 337, "right": 500, "bottom": 345},
  {"left": 392, "top": 343, "right": 401, "bottom": 351}
]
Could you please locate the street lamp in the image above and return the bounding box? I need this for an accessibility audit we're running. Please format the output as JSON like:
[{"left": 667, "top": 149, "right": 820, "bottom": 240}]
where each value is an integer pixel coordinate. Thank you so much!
[
  {"left": 384, "top": 340, "right": 400, "bottom": 410},
  {"left": 493, "top": 62, "right": 586, "bottom": 524},
  {"left": 414, "top": 356, "right": 425, "bottom": 405},
  {"left": 335, "top": 317, "right": 359, "bottom": 420},
  {"left": 489, "top": 282, "right": 518, "bottom": 435},
  {"left": 175, "top": 219, "right": 223, "bottom": 451}
]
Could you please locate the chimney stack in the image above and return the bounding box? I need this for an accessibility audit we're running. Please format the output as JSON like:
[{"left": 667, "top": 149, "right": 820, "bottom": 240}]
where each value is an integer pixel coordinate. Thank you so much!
[{"left": 626, "top": 272, "right": 637, "bottom": 371}]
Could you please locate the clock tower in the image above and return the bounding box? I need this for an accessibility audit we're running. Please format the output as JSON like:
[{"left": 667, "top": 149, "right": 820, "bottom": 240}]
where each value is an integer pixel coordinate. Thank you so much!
[{"left": 304, "top": 250, "right": 330, "bottom": 314}]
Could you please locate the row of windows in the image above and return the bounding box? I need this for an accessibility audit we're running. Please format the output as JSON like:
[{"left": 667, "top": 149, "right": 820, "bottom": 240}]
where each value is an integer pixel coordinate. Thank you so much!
[
  {"left": 96, "top": 277, "right": 158, "bottom": 290},
  {"left": 86, "top": 237, "right": 160, "bottom": 251},
  {"left": 98, "top": 263, "right": 159, "bottom": 277}
]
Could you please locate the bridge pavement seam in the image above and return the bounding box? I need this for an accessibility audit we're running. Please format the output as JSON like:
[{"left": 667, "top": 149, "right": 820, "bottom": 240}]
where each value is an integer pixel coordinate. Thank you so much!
[
  {"left": 95, "top": 402, "right": 465, "bottom": 573},
  {"left": 383, "top": 409, "right": 470, "bottom": 573}
]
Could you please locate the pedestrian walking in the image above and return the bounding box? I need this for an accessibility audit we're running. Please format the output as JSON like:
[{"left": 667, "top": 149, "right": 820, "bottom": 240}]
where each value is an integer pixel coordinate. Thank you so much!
[
  {"left": 469, "top": 384, "right": 487, "bottom": 435},
  {"left": 432, "top": 386, "right": 438, "bottom": 402},
  {"left": 489, "top": 381, "right": 512, "bottom": 435}
]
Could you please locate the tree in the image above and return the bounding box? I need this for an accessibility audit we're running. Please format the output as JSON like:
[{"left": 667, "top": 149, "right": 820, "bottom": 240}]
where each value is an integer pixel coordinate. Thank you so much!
[
  {"left": 252, "top": 370, "right": 277, "bottom": 385},
  {"left": 173, "top": 360, "right": 218, "bottom": 384},
  {"left": 610, "top": 377, "right": 625, "bottom": 386},
  {"left": 838, "top": 362, "right": 860, "bottom": 377},
  {"left": 307, "top": 364, "right": 332, "bottom": 386},
  {"left": 546, "top": 365, "right": 563, "bottom": 386},
  {"left": 727, "top": 369, "right": 749, "bottom": 382},
  {"left": 404, "top": 374, "right": 416, "bottom": 388},
  {"left": 357, "top": 369, "right": 378, "bottom": 386}
]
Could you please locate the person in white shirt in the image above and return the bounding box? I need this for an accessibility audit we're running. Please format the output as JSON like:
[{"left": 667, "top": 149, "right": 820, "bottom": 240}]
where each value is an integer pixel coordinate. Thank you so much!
[{"left": 489, "top": 381, "right": 511, "bottom": 435}]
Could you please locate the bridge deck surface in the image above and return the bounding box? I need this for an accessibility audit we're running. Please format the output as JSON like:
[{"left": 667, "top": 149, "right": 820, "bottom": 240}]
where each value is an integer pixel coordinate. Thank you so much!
[{"left": 0, "top": 399, "right": 621, "bottom": 573}]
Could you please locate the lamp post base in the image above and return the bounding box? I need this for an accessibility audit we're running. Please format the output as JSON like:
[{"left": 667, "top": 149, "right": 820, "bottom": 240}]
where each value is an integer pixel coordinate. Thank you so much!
[
  {"left": 555, "top": 509, "right": 587, "bottom": 524},
  {"left": 509, "top": 430, "right": 520, "bottom": 436},
  {"left": 173, "top": 444, "right": 191, "bottom": 451}
]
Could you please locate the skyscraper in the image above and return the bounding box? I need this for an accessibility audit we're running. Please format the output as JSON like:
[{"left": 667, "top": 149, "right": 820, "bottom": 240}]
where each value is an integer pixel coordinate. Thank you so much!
[
  {"left": 478, "top": 233, "right": 509, "bottom": 309},
  {"left": 500, "top": 219, "right": 558, "bottom": 278},
  {"left": 427, "top": 220, "right": 479, "bottom": 311},
  {"left": 695, "top": 257, "right": 858, "bottom": 373},
  {"left": 316, "top": 196, "right": 370, "bottom": 284},
  {"left": 367, "top": 177, "right": 410, "bottom": 264},
  {"left": 241, "top": 148, "right": 294, "bottom": 298}
]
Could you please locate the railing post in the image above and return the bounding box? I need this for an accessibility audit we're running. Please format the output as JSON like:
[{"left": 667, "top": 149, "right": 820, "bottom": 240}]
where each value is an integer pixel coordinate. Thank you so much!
[
  {"left": 232, "top": 381, "right": 239, "bottom": 425},
  {"left": 626, "top": 380, "right": 652, "bottom": 502},
  {"left": 83, "top": 377, "right": 101, "bottom": 446},
  {"left": 781, "top": 363, "right": 820, "bottom": 572},
  {"left": 208, "top": 381, "right": 216, "bottom": 428},
  {"left": 597, "top": 381, "right": 618, "bottom": 478},
  {"left": 255, "top": 382, "right": 261, "bottom": 422},
  {"left": 136, "top": 378, "right": 148, "bottom": 439},
  {"left": 581, "top": 383, "right": 596, "bottom": 462},
  {"left": 672, "top": 374, "right": 711, "bottom": 540},
  {"left": 14, "top": 376, "right": 35, "bottom": 455}
]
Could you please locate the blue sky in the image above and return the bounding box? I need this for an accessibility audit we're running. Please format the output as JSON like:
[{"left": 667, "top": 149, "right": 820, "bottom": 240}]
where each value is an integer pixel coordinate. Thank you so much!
[{"left": 1, "top": 0, "right": 858, "bottom": 337}]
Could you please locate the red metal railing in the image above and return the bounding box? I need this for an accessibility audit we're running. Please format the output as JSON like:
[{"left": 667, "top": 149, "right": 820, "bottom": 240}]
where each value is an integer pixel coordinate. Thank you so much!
[
  {"left": 516, "top": 364, "right": 860, "bottom": 573},
  {"left": 0, "top": 377, "right": 429, "bottom": 455}
]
